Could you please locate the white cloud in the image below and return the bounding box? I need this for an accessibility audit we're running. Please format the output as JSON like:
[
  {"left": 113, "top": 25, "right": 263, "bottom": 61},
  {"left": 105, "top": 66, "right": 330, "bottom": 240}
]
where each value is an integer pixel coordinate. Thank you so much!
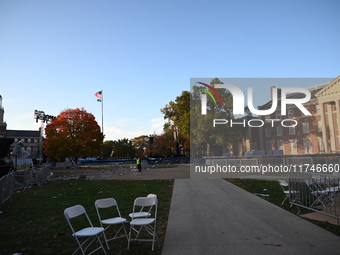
[
  {"left": 103, "top": 117, "right": 166, "bottom": 141},
  {"left": 6, "top": 112, "right": 41, "bottom": 131},
  {"left": 150, "top": 117, "right": 165, "bottom": 131}
]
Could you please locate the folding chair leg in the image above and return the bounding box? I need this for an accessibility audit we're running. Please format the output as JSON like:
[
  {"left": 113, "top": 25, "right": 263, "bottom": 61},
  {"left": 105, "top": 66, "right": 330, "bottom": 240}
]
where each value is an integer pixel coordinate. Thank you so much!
[
  {"left": 102, "top": 228, "right": 110, "bottom": 250},
  {"left": 97, "top": 235, "right": 107, "bottom": 255},
  {"left": 127, "top": 227, "right": 132, "bottom": 250}
]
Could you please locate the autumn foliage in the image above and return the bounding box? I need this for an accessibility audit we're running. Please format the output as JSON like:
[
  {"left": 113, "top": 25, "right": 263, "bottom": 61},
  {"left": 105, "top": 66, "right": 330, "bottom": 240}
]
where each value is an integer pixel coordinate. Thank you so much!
[{"left": 44, "top": 108, "right": 104, "bottom": 161}]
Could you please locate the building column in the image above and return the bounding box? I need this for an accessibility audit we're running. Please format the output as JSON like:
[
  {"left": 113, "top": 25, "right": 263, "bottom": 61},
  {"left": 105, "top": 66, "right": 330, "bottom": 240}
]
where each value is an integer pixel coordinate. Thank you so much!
[
  {"left": 320, "top": 102, "right": 328, "bottom": 153},
  {"left": 336, "top": 100, "right": 340, "bottom": 152},
  {"left": 327, "top": 104, "right": 336, "bottom": 152}
]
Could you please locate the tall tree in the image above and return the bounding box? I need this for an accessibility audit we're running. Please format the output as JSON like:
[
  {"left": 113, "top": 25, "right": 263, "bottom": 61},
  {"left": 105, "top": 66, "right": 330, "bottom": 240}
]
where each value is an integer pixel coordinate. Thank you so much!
[
  {"left": 161, "top": 91, "right": 190, "bottom": 156},
  {"left": 112, "top": 138, "right": 136, "bottom": 159},
  {"left": 44, "top": 108, "right": 104, "bottom": 162},
  {"left": 131, "top": 135, "right": 149, "bottom": 157},
  {"left": 161, "top": 91, "right": 190, "bottom": 140},
  {"left": 190, "top": 78, "right": 246, "bottom": 157},
  {"left": 103, "top": 140, "right": 114, "bottom": 159}
]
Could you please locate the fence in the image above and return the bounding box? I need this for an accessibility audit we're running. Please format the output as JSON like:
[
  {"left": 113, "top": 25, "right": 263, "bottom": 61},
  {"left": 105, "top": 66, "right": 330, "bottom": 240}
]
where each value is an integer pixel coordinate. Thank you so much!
[
  {"left": 0, "top": 172, "right": 15, "bottom": 204},
  {"left": 0, "top": 165, "right": 51, "bottom": 204},
  {"left": 289, "top": 171, "right": 340, "bottom": 221}
]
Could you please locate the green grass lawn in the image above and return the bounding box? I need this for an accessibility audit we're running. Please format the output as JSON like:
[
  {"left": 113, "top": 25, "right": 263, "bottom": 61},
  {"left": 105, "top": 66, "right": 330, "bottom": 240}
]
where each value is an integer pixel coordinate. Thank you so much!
[
  {"left": 2, "top": 177, "right": 340, "bottom": 254},
  {"left": 0, "top": 179, "right": 174, "bottom": 255}
]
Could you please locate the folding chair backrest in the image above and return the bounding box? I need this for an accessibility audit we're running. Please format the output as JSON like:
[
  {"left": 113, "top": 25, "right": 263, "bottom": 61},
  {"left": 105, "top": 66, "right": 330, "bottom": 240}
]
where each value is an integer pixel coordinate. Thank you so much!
[
  {"left": 278, "top": 180, "right": 288, "bottom": 187},
  {"left": 64, "top": 204, "right": 86, "bottom": 219},
  {"left": 134, "top": 196, "right": 157, "bottom": 207},
  {"left": 95, "top": 198, "right": 117, "bottom": 209},
  {"left": 95, "top": 198, "right": 123, "bottom": 220}
]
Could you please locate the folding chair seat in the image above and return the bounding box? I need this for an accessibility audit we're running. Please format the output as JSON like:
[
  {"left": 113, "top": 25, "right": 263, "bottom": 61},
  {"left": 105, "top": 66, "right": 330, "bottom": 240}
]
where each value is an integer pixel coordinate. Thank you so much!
[
  {"left": 278, "top": 180, "right": 298, "bottom": 206},
  {"left": 95, "top": 198, "right": 128, "bottom": 250},
  {"left": 127, "top": 196, "right": 158, "bottom": 251},
  {"left": 64, "top": 205, "right": 107, "bottom": 255},
  {"left": 128, "top": 194, "right": 157, "bottom": 219}
]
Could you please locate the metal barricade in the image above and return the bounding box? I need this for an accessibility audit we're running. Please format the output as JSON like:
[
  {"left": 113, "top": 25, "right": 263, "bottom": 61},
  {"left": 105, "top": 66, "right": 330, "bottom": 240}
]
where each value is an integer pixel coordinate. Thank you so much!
[
  {"left": 289, "top": 171, "right": 340, "bottom": 220},
  {"left": 0, "top": 173, "right": 15, "bottom": 204}
]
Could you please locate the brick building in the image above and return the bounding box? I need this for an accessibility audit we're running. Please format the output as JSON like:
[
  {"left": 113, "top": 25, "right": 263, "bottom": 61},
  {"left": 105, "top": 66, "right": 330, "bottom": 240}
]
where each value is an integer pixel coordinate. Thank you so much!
[
  {"left": 0, "top": 95, "right": 42, "bottom": 161},
  {"left": 247, "top": 76, "right": 340, "bottom": 155}
]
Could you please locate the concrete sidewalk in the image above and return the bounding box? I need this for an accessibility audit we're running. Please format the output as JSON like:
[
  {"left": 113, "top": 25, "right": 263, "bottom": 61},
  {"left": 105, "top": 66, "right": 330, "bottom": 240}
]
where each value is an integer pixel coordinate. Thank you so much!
[{"left": 162, "top": 178, "right": 340, "bottom": 255}]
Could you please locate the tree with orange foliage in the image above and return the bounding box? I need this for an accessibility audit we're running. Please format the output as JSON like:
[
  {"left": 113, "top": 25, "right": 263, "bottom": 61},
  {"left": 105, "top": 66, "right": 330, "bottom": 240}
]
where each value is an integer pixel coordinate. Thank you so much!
[{"left": 44, "top": 108, "right": 104, "bottom": 163}]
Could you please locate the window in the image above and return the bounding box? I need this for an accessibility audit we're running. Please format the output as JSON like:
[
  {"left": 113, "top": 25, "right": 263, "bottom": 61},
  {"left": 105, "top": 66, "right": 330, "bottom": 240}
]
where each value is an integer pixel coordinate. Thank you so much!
[
  {"left": 265, "top": 127, "right": 271, "bottom": 137},
  {"left": 276, "top": 111, "right": 281, "bottom": 119},
  {"left": 290, "top": 139, "right": 298, "bottom": 154},
  {"left": 289, "top": 126, "right": 296, "bottom": 135},
  {"left": 303, "top": 138, "right": 311, "bottom": 154},
  {"left": 288, "top": 109, "right": 294, "bottom": 118},
  {"left": 27, "top": 139, "right": 31, "bottom": 143},
  {"left": 266, "top": 141, "right": 272, "bottom": 152},
  {"left": 238, "top": 142, "right": 243, "bottom": 156},
  {"left": 317, "top": 121, "right": 322, "bottom": 132},
  {"left": 34, "top": 139, "right": 38, "bottom": 143},
  {"left": 302, "top": 122, "right": 310, "bottom": 134},
  {"left": 318, "top": 137, "right": 325, "bottom": 153},
  {"left": 277, "top": 126, "right": 283, "bottom": 136}
]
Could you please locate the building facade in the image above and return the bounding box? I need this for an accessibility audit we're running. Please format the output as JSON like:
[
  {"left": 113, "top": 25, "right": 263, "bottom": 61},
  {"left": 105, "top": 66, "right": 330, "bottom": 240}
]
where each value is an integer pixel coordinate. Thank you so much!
[
  {"left": 0, "top": 95, "right": 43, "bottom": 161},
  {"left": 315, "top": 77, "right": 340, "bottom": 153},
  {"left": 255, "top": 76, "right": 340, "bottom": 155},
  {"left": 6, "top": 130, "right": 42, "bottom": 160}
]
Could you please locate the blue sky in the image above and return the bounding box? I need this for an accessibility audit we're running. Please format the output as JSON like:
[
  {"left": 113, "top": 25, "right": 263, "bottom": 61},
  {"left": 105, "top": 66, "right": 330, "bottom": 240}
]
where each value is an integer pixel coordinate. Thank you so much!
[{"left": 0, "top": 0, "right": 339, "bottom": 141}]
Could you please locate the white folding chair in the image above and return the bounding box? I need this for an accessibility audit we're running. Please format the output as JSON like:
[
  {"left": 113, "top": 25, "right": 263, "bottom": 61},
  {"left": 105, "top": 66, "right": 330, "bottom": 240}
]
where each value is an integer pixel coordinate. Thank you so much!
[
  {"left": 309, "top": 177, "right": 340, "bottom": 207},
  {"left": 278, "top": 180, "right": 298, "bottom": 206},
  {"left": 305, "top": 178, "right": 329, "bottom": 208},
  {"left": 64, "top": 205, "right": 107, "bottom": 255},
  {"left": 95, "top": 198, "right": 128, "bottom": 250},
  {"left": 128, "top": 194, "right": 157, "bottom": 219},
  {"left": 127, "top": 196, "right": 158, "bottom": 251}
]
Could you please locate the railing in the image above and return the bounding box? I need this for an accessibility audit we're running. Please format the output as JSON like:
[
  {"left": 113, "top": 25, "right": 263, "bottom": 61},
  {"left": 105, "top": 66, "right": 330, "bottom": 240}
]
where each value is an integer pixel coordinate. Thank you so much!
[
  {"left": 289, "top": 171, "right": 340, "bottom": 220},
  {"left": 0, "top": 172, "right": 15, "bottom": 204},
  {"left": 0, "top": 165, "right": 51, "bottom": 204}
]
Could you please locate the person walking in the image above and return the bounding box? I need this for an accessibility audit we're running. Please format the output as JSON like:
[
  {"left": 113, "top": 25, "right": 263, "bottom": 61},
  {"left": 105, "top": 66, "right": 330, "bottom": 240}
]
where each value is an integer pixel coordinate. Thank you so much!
[{"left": 136, "top": 157, "right": 142, "bottom": 172}]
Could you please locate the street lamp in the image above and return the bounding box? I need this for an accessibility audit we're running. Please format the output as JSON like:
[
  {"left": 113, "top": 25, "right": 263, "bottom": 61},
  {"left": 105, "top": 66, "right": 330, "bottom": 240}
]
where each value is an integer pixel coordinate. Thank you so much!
[{"left": 34, "top": 110, "right": 56, "bottom": 165}]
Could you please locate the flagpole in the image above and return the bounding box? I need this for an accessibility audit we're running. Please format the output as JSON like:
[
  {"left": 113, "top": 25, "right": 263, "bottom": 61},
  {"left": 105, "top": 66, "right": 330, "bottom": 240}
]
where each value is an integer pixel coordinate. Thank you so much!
[{"left": 101, "top": 89, "right": 104, "bottom": 135}]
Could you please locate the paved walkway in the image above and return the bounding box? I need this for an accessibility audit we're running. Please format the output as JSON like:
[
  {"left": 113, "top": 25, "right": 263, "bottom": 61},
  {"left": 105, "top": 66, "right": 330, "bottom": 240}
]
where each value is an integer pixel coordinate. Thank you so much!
[{"left": 162, "top": 178, "right": 340, "bottom": 255}]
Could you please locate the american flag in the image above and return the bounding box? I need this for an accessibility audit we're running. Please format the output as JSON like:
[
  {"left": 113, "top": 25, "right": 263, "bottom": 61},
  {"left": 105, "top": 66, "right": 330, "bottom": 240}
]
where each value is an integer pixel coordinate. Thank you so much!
[{"left": 94, "top": 91, "right": 102, "bottom": 99}]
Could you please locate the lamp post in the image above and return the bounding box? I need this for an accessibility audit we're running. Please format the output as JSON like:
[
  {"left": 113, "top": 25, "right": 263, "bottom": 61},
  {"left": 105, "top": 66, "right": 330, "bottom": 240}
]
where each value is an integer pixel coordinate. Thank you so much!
[
  {"left": 149, "top": 132, "right": 156, "bottom": 157},
  {"left": 174, "top": 126, "right": 180, "bottom": 157},
  {"left": 34, "top": 110, "right": 56, "bottom": 165}
]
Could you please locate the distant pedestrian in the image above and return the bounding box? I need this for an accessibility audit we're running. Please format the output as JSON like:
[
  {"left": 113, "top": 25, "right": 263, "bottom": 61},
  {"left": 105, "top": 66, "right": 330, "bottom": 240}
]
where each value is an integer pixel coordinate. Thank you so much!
[{"left": 136, "top": 157, "right": 142, "bottom": 172}]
